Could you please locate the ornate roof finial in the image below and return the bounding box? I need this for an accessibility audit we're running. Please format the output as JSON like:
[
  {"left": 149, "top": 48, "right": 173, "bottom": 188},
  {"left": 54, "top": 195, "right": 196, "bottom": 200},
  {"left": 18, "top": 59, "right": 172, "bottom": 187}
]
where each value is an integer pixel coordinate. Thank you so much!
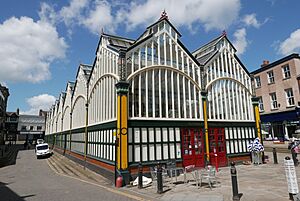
[
  {"left": 160, "top": 9, "right": 168, "bottom": 20},
  {"left": 222, "top": 30, "right": 227, "bottom": 36},
  {"left": 101, "top": 27, "right": 104, "bottom": 35}
]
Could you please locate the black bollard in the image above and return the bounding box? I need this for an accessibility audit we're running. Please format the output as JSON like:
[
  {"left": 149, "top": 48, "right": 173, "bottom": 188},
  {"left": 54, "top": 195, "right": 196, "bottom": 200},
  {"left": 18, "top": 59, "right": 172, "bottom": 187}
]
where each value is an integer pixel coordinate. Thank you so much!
[
  {"left": 231, "top": 162, "right": 243, "bottom": 201},
  {"left": 157, "top": 163, "right": 163, "bottom": 194},
  {"left": 273, "top": 148, "right": 278, "bottom": 164},
  {"left": 138, "top": 162, "right": 143, "bottom": 189}
]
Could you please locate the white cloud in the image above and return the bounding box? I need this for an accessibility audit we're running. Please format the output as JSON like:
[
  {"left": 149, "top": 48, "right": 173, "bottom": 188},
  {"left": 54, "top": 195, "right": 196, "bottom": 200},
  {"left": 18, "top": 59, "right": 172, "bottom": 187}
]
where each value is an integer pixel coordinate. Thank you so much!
[
  {"left": 0, "top": 17, "right": 67, "bottom": 83},
  {"left": 278, "top": 29, "right": 300, "bottom": 55},
  {"left": 81, "top": 1, "right": 116, "bottom": 34},
  {"left": 39, "top": 2, "right": 58, "bottom": 25},
  {"left": 22, "top": 94, "right": 56, "bottom": 115},
  {"left": 59, "top": 0, "right": 89, "bottom": 26},
  {"left": 233, "top": 28, "right": 248, "bottom": 55},
  {"left": 118, "top": 0, "right": 241, "bottom": 31},
  {"left": 39, "top": 0, "right": 241, "bottom": 35},
  {"left": 39, "top": 0, "right": 115, "bottom": 35},
  {"left": 242, "top": 13, "right": 268, "bottom": 28}
]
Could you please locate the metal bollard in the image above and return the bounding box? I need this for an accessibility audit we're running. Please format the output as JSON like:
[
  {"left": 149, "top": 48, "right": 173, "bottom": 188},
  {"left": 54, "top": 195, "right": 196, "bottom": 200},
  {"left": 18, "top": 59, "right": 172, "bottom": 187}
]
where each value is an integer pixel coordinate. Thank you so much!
[
  {"left": 284, "top": 156, "right": 299, "bottom": 200},
  {"left": 230, "top": 162, "right": 243, "bottom": 201},
  {"left": 273, "top": 148, "right": 278, "bottom": 164},
  {"left": 157, "top": 163, "right": 163, "bottom": 194},
  {"left": 138, "top": 162, "right": 143, "bottom": 189}
]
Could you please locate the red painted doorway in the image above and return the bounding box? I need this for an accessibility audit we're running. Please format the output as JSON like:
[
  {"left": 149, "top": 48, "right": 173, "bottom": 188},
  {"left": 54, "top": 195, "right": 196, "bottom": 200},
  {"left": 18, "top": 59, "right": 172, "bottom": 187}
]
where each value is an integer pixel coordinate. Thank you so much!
[
  {"left": 209, "top": 128, "right": 227, "bottom": 167},
  {"left": 181, "top": 128, "right": 205, "bottom": 167}
]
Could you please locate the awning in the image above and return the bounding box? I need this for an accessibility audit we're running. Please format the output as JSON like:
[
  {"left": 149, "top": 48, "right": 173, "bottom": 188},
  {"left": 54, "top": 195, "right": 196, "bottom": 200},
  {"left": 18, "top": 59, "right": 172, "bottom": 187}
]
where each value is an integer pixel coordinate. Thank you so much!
[{"left": 260, "top": 109, "right": 298, "bottom": 123}]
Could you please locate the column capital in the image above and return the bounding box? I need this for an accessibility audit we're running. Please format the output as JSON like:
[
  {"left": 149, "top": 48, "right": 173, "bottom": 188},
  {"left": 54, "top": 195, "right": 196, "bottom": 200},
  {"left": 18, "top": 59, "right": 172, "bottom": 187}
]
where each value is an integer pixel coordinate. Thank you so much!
[
  {"left": 115, "top": 81, "right": 130, "bottom": 94},
  {"left": 201, "top": 90, "right": 208, "bottom": 99},
  {"left": 251, "top": 96, "right": 259, "bottom": 106}
]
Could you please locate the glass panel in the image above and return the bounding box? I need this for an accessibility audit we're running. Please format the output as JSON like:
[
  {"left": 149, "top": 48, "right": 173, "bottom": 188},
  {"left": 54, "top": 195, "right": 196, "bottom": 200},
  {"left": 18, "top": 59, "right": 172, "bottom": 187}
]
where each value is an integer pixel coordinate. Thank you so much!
[
  {"left": 167, "top": 70, "right": 172, "bottom": 118},
  {"left": 134, "top": 145, "right": 140, "bottom": 162},
  {"left": 226, "top": 141, "right": 230, "bottom": 154},
  {"left": 154, "top": 69, "right": 160, "bottom": 117},
  {"left": 142, "top": 145, "right": 148, "bottom": 162},
  {"left": 176, "top": 143, "right": 181, "bottom": 158},
  {"left": 156, "top": 144, "right": 162, "bottom": 160},
  {"left": 134, "top": 76, "right": 139, "bottom": 117},
  {"left": 173, "top": 73, "right": 179, "bottom": 118},
  {"left": 163, "top": 144, "right": 169, "bottom": 159},
  {"left": 161, "top": 69, "right": 166, "bottom": 118},
  {"left": 169, "top": 128, "right": 174, "bottom": 142},
  {"left": 141, "top": 72, "right": 146, "bottom": 117},
  {"left": 134, "top": 128, "right": 140, "bottom": 143},
  {"left": 142, "top": 128, "right": 147, "bottom": 143},
  {"left": 170, "top": 144, "right": 175, "bottom": 159},
  {"left": 148, "top": 70, "right": 153, "bottom": 117},
  {"left": 162, "top": 128, "right": 168, "bottom": 142},
  {"left": 179, "top": 75, "right": 184, "bottom": 118},
  {"left": 149, "top": 144, "right": 155, "bottom": 160},
  {"left": 149, "top": 128, "right": 154, "bottom": 142},
  {"left": 155, "top": 128, "right": 161, "bottom": 142}
]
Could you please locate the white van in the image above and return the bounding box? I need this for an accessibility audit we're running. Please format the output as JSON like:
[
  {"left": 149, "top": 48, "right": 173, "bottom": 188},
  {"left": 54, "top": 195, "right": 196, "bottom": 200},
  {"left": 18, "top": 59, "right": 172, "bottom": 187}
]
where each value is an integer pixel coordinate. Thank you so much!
[
  {"left": 35, "top": 143, "right": 52, "bottom": 159},
  {"left": 36, "top": 139, "right": 44, "bottom": 145}
]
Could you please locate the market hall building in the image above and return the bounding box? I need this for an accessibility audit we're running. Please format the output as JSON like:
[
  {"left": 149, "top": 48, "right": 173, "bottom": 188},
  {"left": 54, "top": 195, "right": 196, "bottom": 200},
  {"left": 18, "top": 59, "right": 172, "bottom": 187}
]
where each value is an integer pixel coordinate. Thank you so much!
[{"left": 45, "top": 13, "right": 260, "bottom": 184}]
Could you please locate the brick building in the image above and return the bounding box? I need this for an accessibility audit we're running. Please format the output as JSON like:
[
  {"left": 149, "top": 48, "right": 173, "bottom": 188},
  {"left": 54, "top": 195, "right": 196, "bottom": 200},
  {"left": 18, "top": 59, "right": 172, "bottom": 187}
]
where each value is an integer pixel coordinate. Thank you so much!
[{"left": 251, "top": 53, "right": 300, "bottom": 140}]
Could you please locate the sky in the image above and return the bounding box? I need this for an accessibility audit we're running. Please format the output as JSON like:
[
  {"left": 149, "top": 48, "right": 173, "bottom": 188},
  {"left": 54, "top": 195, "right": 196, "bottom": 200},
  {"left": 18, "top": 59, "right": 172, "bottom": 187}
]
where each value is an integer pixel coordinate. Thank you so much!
[{"left": 0, "top": 0, "right": 300, "bottom": 115}]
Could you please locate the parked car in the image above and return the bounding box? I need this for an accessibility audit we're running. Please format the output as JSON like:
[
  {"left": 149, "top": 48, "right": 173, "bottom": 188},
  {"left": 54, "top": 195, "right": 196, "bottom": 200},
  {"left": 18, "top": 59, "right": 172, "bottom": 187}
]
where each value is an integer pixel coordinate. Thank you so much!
[
  {"left": 36, "top": 143, "right": 52, "bottom": 159},
  {"left": 36, "top": 139, "right": 44, "bottom": 145}
]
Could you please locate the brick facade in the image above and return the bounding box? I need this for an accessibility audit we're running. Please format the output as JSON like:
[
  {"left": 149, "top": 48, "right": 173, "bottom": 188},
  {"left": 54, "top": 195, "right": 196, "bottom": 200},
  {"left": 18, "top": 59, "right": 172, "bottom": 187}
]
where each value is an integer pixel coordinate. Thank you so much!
[{"left": 252, "top": 53, "right": 300, "bottom": 139}]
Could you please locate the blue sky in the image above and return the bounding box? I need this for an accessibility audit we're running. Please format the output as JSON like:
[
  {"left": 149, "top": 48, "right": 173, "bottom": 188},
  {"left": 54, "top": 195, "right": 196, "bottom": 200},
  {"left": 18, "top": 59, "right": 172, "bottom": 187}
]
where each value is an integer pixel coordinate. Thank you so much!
[{"left": 1, "top": 0, "right": 300, "bottom": 114}]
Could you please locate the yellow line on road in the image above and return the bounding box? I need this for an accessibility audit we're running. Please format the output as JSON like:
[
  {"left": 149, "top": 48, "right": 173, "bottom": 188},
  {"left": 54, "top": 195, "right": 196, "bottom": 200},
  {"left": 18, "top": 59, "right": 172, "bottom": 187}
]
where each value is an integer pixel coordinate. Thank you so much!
[{"left": 47, "top": 159, "right": 150, "bottom": 201}]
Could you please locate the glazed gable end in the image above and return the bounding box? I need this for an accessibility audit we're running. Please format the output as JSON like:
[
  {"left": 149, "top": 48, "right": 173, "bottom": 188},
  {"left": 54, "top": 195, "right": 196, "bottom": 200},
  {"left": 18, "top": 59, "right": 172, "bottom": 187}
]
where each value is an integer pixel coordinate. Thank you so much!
[{"left": 125, "top": 18, "right": 204, "bottom": 120}]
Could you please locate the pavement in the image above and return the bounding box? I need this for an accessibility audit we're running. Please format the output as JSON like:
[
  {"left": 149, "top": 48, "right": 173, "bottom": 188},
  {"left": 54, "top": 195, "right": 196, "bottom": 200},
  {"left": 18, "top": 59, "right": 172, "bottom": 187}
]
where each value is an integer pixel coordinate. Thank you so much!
[
  {"left": 0, "top": 148, "right": 142, "bottom": 201},
  {"left": 44, "top": 141, "right": 300, "bottom": 201}
]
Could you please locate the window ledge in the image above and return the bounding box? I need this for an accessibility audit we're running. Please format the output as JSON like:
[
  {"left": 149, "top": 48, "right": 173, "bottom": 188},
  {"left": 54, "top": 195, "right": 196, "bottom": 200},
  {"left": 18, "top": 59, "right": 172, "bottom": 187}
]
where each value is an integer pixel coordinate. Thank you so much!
[
  {"left": 286, "top": 105, "right": 295, "bottom": 109},
  {"left": 268, "top": 82, "right": 275, "bottom": 85},
  {"left": 271, "top": 108, "right": 279, "bottom": 111},
  {"left": 283, "top": 77, "right": 291, "bottom": 81}
]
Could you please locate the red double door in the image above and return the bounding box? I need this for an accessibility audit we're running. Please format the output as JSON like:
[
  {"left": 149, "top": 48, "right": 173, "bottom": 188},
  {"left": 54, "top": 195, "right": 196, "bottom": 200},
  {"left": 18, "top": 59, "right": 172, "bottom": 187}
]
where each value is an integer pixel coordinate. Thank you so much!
[{"left": 181, "top": 128, "right": 226, "bottom": 168}]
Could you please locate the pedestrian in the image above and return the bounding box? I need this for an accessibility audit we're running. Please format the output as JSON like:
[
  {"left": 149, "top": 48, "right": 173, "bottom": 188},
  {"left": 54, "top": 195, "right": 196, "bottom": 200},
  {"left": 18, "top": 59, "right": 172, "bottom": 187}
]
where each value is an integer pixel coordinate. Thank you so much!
[{"left": 291, "top": 141, "right": 299, "bottom": 166}]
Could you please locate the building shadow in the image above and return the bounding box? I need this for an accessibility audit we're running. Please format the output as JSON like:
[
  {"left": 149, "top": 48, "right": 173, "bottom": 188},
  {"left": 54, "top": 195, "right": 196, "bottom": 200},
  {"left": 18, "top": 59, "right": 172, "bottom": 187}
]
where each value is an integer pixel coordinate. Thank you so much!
[
  {"left": 0, "top": 182, "right": 35, "bottom": 201},
  {"left": 0, "top": 144, "right": 23, "bottom": 168}
]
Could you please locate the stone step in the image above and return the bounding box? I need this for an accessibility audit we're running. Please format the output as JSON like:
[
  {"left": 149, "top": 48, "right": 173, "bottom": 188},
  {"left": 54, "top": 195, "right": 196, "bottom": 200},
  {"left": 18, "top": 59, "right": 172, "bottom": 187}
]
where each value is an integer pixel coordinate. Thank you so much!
[
  {"left": 48, "top": 154, "right": 71, "bottom": 175},
  {"left": 50, "top": 153, "right": 97, "bottom": 182}
]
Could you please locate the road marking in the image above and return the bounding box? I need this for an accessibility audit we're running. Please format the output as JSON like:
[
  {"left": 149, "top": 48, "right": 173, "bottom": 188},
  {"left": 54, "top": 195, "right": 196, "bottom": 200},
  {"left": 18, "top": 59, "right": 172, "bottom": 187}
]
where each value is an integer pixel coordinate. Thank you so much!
[{"left": 47, "top": 159, "right": 150, "bottom": 201}]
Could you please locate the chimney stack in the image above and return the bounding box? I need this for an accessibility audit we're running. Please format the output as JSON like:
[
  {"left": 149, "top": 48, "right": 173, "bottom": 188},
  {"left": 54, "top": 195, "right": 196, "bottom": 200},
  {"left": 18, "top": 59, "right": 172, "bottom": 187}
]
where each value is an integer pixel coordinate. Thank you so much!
[
  {"left": 261, "top": 60, "right": 269, "bottom": 67},
  {"left": 16, "top": 108, "right": 19, "bottom": 115}
]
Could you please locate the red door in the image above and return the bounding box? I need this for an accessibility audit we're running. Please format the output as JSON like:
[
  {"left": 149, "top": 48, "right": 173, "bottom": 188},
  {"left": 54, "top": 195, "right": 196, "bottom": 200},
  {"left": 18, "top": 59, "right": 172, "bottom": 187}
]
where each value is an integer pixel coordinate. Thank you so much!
[
  {"left": 209, "top": 128, "right": 227, "bottom": 167},
  {"left": 181, "top": 128, "right": 205, "bottom": 167}
]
